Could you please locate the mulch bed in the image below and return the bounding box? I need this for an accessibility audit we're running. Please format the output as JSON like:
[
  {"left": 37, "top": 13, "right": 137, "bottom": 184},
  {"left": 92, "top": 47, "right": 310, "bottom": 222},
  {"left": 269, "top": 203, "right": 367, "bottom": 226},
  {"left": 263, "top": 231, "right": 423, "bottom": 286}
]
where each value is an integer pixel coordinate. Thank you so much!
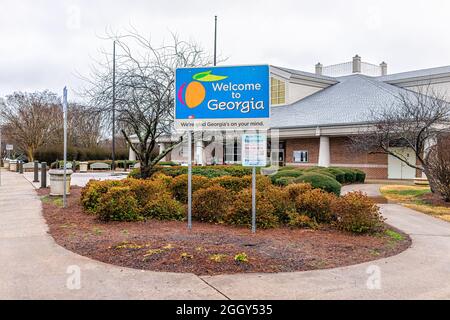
[{"left": 37, "top": 187, "right": 411, "bottom": 276}]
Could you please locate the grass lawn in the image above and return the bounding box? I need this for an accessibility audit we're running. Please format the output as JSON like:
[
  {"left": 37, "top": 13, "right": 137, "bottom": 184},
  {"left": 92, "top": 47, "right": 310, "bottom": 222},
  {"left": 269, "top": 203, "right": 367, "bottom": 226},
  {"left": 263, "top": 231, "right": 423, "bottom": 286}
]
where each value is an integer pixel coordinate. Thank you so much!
[{"left": 380, "top": 185, "right": 450, "bottom": 222}]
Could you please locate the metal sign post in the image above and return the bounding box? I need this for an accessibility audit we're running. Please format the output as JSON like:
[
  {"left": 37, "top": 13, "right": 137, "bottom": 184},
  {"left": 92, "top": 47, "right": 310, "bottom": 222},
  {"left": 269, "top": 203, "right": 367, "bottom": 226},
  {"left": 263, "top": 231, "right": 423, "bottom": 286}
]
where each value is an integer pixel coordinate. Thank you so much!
[
  {"left": 251, "top": 166, "right": 256, "bottom": 233},
  {"left": 62, "top": 87, "right": 68, "bottom": 208},
  {"left": 242, "top": 133, "right": 267, "bottom": 233},
  {"left": 187, "top": 130, "right": 192, "bottom": 230}
]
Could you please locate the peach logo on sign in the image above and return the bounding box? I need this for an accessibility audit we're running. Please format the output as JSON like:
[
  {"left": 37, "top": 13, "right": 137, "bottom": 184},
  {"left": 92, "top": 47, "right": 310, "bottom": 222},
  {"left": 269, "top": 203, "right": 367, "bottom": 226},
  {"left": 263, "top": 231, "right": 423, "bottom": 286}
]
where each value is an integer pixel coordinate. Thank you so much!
[{"left": 177, "top": 71, "right": 228, "bottom": 111}]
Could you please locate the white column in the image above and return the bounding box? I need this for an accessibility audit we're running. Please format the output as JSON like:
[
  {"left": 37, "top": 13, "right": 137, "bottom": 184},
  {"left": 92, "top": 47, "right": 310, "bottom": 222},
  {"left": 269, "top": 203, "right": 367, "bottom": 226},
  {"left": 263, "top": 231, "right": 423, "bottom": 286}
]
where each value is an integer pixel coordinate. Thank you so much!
[
  {"left": 318, "top": 136, "right": 330, "bottom": 167},
  {"left": 195, "top": 140, "right": 205, "bottom": 166},
  {"left": 159, "top": 143, "right": 167, "bottom": 162},
  {"left": 128, "top": 145, "right": 136, "bottom": 161},
  {"left": 422, "top": 136, "right": 436, "bottom": 178}
]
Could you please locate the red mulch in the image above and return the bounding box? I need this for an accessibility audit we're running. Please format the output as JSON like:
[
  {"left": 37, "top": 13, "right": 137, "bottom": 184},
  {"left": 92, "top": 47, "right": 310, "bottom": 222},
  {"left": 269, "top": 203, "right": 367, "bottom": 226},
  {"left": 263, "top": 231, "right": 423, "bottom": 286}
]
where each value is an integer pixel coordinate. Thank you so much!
[{"left": 37, "top": 187, "right": 411, "bottom": 276}]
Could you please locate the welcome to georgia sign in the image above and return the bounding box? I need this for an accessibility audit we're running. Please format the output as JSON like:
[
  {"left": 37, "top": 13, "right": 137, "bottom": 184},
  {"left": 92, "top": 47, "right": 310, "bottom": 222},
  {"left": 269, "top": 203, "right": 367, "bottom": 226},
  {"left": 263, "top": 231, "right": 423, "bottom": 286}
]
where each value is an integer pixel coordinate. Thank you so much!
[{"left": 174, "top": 65, "right": 270, "bottom": 131}]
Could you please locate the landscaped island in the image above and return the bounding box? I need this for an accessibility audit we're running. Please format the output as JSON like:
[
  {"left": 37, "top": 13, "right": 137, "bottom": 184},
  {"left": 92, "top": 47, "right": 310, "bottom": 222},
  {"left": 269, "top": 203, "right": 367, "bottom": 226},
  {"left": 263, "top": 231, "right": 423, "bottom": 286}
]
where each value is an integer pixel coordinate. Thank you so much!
[{"left": 39, "top": 165, "right": 411, "bottom": 275}]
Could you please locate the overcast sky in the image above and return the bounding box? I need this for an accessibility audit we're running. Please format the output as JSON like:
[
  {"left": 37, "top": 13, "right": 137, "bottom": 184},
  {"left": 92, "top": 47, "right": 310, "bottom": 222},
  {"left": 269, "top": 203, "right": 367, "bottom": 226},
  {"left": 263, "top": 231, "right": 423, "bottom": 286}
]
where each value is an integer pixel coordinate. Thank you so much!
[{"left": 1, "top": 0, "right": 450, "bottom": 99}]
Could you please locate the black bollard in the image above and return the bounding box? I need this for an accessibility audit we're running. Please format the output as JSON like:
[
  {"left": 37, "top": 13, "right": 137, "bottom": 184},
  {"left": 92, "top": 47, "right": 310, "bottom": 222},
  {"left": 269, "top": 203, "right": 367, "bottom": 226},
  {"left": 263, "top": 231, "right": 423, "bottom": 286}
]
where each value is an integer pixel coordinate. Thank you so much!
[
  {"left": 33, "top": 161, "right": 39, "bottom": 182},
  {"left": 41, "top": 162, "right": 47, "bottom": 188},
  {"left": 16, "top": 161, "right": 20, "bottom": 172},
  {"left": 19, "top": 161, "right": 23, "bottom": 174}
]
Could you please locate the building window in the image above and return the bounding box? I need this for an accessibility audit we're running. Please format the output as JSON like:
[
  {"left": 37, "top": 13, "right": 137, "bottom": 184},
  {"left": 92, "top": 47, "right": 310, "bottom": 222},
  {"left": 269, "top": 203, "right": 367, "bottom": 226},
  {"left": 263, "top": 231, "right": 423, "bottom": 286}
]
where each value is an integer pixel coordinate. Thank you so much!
[
  {"left": 224, "top": 136, "right": 241, "bottom": 164},
  {"left": 271, "top": 77, "right": 286, "bottom": 105},
  {"left": 293, "top": 150, "right": 308, "bottom": 163}
]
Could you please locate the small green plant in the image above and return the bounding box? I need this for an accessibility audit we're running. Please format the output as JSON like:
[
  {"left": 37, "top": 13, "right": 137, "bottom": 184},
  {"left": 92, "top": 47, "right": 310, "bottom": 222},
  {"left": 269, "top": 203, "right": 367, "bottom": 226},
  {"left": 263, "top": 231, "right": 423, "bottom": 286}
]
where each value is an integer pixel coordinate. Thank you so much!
[
  {"left": 209, "top": 254, "right": 227, "bottom": 263},
  {"left": 234, "top": 252, "right": 249, "bottom": 263},
  {"left": 385, "top": 229, "right": 404, "bottom": 241}
]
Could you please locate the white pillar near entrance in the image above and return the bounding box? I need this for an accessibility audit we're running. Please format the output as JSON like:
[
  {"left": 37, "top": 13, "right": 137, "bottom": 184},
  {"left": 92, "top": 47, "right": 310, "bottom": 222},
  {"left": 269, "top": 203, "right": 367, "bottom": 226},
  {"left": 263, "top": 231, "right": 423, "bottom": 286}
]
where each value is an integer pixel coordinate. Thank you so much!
[
  {"left": 195, "top": 140, "right": 205, "bottom": 166},
  {"left": 422, "top": 136, "right": 437, "bottom": 178},
  {"left": 129, "top": 145, "right": 136, "bottom": 161},
  {"left": 159, "top": 143, "right": 167, "bottom": 162},
  {"left": 318, "top": 136, "right": 331, "bottom": 167}
]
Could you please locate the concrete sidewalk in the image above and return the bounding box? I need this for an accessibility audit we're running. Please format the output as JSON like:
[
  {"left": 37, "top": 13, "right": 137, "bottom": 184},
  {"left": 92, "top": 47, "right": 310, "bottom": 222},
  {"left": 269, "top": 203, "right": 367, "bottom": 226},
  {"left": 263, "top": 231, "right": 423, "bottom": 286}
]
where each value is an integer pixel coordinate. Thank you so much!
[
  {"left": 1, "top": 170, "right": 450, "bottom": 299},
  {"left": 0, "top": 170, "right": 224, "bottom": 299}
]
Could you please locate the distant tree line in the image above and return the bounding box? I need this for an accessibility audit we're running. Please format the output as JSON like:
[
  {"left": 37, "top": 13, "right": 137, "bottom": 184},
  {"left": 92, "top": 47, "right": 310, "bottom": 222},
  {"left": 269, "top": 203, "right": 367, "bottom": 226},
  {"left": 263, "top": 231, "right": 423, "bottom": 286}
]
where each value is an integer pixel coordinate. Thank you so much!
[{"left": 0, "top": 90, "right": 128, "bottom": 162}]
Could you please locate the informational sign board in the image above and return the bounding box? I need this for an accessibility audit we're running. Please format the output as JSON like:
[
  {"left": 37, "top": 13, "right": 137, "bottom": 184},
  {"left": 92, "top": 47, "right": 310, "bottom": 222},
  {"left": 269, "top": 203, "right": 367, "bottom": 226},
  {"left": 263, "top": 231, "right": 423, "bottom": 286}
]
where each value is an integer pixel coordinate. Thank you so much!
[
  {"left": 175, "top": 65, "right": 270, "bottom": 131},
  {"left": 6, "top": 144, "right": 13, "bottom": 151},
  {"left": 241, "top": 134, "right": 267, "bottom": 167}
]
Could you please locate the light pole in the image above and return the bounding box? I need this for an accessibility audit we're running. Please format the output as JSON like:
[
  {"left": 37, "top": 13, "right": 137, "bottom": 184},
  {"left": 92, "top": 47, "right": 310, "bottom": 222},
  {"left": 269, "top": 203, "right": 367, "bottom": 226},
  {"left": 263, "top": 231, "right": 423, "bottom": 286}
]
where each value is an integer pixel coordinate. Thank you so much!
[{"left": 112, "top": 40, "right": 116, "bottom": 172}]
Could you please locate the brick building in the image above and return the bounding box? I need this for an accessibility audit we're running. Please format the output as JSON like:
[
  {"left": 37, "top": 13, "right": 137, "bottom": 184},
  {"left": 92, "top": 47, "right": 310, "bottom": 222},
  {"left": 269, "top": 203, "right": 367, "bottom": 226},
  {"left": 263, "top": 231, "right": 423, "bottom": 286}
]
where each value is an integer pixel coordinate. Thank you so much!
[{"left": 130, "top": 55, "right": 450, "bottom": 180}]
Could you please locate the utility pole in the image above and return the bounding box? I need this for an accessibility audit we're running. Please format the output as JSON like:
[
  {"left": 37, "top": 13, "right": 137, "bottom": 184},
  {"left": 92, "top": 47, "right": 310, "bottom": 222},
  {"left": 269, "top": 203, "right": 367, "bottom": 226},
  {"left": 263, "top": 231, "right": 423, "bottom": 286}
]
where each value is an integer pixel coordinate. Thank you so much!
[
  {"left": 112, "top": 40, "right": 116, "bottom": 172},
  {"left": 214, "top": 15, "right": 217, "bottom": 66}
]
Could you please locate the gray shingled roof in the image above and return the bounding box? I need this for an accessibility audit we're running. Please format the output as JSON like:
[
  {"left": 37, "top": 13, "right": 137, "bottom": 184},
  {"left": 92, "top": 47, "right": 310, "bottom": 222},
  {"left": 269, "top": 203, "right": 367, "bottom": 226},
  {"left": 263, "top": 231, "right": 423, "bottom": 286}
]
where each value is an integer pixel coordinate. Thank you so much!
[
  {"left": 378, "top": 65, "right": 450, "bottom": 82},
  {"left": 270, "top": 74, "right": 412, "bottom": 129},
  {"left": 272, "top": 65, "right": 337, "bottom": 82}
]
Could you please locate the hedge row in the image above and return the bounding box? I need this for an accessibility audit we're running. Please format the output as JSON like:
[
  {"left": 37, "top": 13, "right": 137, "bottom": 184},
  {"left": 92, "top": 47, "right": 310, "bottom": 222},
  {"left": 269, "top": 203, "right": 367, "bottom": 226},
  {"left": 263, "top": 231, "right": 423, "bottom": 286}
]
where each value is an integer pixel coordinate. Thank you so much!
[
  {"left": 34, "top": 147, "right": 129, "bottom": 164},
  {"left": 51, "top": 160, "right": 138, "bottom": 170},
  {"left": 81, "top": 174, "right": 384, "bottom": 233},
  {"left": 271, "top": 166, "right": 366, "bottom": 195}
]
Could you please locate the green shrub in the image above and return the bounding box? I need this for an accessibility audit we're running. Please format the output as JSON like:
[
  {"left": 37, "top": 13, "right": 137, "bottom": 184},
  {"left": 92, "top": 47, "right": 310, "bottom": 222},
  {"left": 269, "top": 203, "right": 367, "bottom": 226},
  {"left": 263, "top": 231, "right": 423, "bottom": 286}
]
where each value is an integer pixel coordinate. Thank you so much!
[
  {"left": 287, "top": 211, "right": 318, "bottom": 229},
  {"left": 192, "top": 167, "right": 229, "bottom": 178},
  {"left": 325, "top": 168, "right": 346, "bottom": 183},
  {"left": 158, "top": 161, "right": 177, "bottom": 166},
  {"left": 332, "top": 191, "right": 385, "bottom": 233},
  {"left": 225, "top": 188, "right": 278, "bottom": 229},
  {"left": 158, "top": 165, "right": 255, "bottom": 178},
  {"left": 192, "top": 185, "right": 234, "bottom": 222},
  {"left": 354, "top": 169, "right": 366, "bottom": 183},
  {"left": 212, "top": 175, "right": 251, "bottom": 192},
  {"left": 270, "top": 170, "right": 304, "bottom": 183},
  {"left": 338, "top": 168, "right": 357, "bottom": 183},
  {"left": 273, "top": 176, "right": 296, "bottom": 186},
  {"left": 278, "top": 166, "right": 299, "bottom": 171},
  {"left": 128, "top": 168, "right": 141, "bottom": 179},
  {"left": 302, "top": 167, "right": 336, "bottom": 179},
  {"left": 294, "top": 173, "right": 342, "bottom": 196},
  {"left": 170, "top": 174, "right": 211, "bottom": 203},
  {"left": 295, "top": 189, "right": 336, "bottom": 223},
  {"left": 97, "top": 186, "right": 142, "bottom": 221},
  {"left": 219, "top": 165, "right": 255, "bottom": 177},
  {"left": 142, "top": 192, "right": 185, "bottom": 221},
  {"left": 80, "top": 180, "right": 122, "bottom": 212}
]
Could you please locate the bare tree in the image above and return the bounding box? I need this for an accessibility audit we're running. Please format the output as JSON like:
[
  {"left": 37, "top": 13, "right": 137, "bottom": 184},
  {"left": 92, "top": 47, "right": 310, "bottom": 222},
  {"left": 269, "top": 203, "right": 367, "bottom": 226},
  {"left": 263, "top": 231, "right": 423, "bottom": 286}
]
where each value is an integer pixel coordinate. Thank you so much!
[
  {"left": 0, "top": 91, "right": 61, "bottom": 161},
  {"left": 52, "top": 103, "right": 103, "bottom": 148},
  {"left": 351, "top": 86, "right": 450, "bottom": 198},
  {"left": 82, "top": 30, "right": 212, "bottom": 178}
]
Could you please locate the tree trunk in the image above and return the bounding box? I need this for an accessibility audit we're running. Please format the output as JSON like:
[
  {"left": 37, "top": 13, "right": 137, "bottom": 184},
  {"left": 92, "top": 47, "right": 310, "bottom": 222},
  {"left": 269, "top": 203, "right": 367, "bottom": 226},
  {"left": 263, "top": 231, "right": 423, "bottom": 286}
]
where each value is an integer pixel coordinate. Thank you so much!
[
  {"left": 27, "top": 148, "right": 34, "bottom": 162},
  {"left": 423, "top": 166, "right": 441, "bottom": 197}
]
